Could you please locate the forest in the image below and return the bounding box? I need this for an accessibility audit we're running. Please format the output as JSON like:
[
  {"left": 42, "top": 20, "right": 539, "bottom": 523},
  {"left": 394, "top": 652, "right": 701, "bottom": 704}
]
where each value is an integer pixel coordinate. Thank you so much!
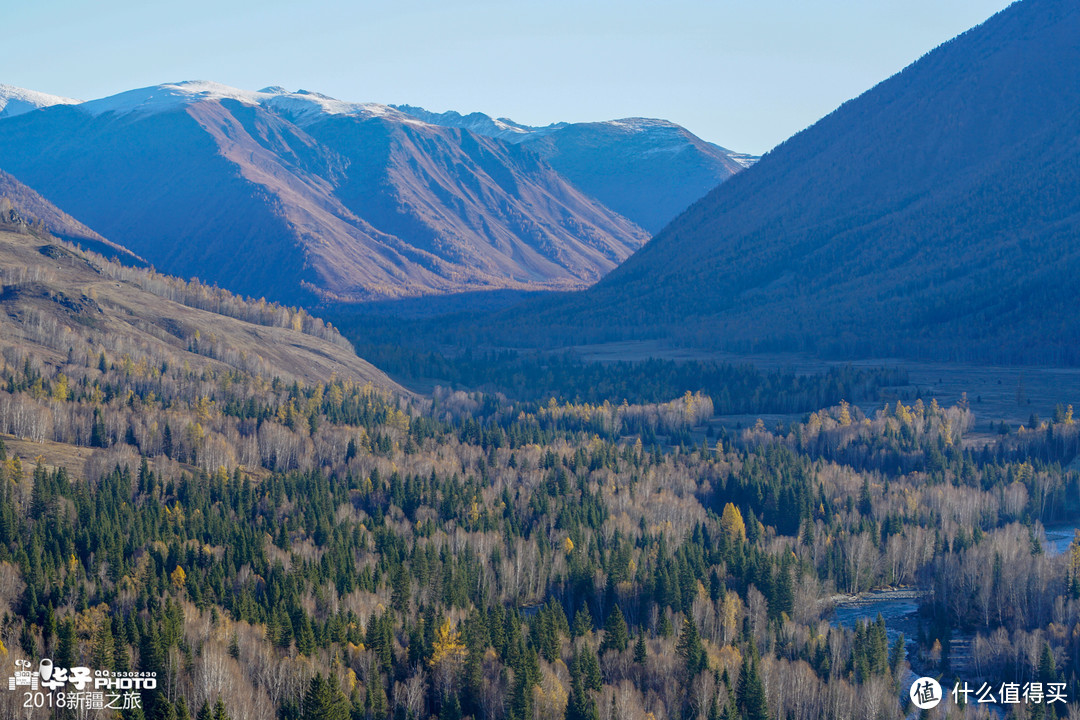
[{"left": 2, "top": 226, "right": 1080, "bottom": 720}]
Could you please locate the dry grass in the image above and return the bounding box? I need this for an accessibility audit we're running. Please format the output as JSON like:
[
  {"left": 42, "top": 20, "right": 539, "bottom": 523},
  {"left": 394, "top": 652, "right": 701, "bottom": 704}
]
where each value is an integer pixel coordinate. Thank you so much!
[{"left": 0, "top": 228, "right": 401, "bottom": 390}]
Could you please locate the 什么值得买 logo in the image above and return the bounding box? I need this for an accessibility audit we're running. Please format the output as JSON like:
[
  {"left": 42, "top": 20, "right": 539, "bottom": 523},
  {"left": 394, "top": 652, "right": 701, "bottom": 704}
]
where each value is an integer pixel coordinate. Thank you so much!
[{"left": 910, "top": 676, "right": 942, "bottom": 709}]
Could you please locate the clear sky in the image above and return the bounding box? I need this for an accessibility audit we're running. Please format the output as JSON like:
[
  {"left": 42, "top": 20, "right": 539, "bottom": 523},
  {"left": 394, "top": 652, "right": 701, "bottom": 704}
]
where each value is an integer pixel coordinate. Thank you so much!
[{"left": 4, "top": 0, "right": 1014, "bottom": 154}]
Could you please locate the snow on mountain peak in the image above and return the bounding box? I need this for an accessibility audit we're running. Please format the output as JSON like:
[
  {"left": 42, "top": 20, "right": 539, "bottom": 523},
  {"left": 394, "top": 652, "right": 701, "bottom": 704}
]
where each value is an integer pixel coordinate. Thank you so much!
[
  {"left": 78, "top": 80, "right": 267, "bottom": 116},
  {"left": 391, "top": 105, "right": 568, "bottom": 142},
  {"left": 602, "top": 117, "right": 682, "bottom": 132},
  {"left": 0, "top": 84, "right": 81, "bottom": 119},
  {"left": 76, "top": 80, "right": 423, "bottom": 126}
]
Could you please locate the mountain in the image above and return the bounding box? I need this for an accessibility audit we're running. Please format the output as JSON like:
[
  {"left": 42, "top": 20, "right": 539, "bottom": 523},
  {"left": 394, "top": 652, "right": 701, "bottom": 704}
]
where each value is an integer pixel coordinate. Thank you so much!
[
  {"left": 520, "top": 0, "right": 1080, "bottom": 365},
  {"left": 0, "top": 84, "right": 79, "bottom": 118},
  {"left": 395, "top": 106, "right": 756, "bottom": 233},
  {"left": 0, "top": 166, "right": 144, "bottom": 262},
  {"left": 0, "top": 82, "right": 649, "bottom": 304}
]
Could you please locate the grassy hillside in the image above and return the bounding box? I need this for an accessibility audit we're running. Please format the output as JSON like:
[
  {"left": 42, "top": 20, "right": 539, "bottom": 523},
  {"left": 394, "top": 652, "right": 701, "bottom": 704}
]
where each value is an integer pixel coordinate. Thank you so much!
[{"left": 0, "top": 227, "right": 396, "bottom": 392}]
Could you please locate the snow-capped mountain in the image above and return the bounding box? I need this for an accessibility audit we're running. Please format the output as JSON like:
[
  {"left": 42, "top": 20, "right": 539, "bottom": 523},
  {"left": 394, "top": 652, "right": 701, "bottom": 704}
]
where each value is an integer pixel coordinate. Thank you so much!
[
  {"left": 394, "top": 106, "right": 758, "bottom": 233},
  {"left": 0, "top": 80, "right": 755, "bottom": 303},
  {"left": 0, "top": 81, "right": 655, "bottom": 303},
  {"left": 0, "top": 84, "right": 80, "bottom": 118},
  {"left": 79, "top": 80, "right": 422, "bottom": 127}
]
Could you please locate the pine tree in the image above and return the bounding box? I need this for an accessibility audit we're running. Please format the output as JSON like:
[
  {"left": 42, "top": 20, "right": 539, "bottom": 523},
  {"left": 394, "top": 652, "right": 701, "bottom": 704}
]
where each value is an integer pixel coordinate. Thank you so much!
[
  {"left": 91, "top": 615, "right": 115, "bottom": 671},
  {"left": 658, "top": 612, "right": 674, "bottom": 638},
  {"left": 364, "top": 671, "right": 388, "bottom": 719},
  {"left": 599, "top": 605, "right": 629, "bottom": 654},
  {"left": 873, "top": 615, "right": 889, "bottom": 675},
  {"left": 580, "top": 647, "right": 602, "bottom": 692},
  {"left": 566, "top": 652, "right": 600, "bottom": 720},
  {"left": 303, "top": 673, "right": 350, "bottom": 720},
  {"left": 573, "top": 605, "right": 593, "bottom": 637},
  {"left": 212, "top": 698, "right": 231, "bottom": 720},
  {"left": 889, "top": 633, "right": 906, "bottom": 680},
  {"left": 1038, "top": 642, "right": 1058, "bottom": 683},
  {"left": 633, "top": 633, "right": 648, "bottom": 664},
  {"left": 90, "top": 407, "right": 108, "bottom": 448},
  {"left": 57, "top": 619, "right": 76, "bottom": 669},
  {"left": 736, "top": 652, "right": 769, "bottom": 720},
  {"left": 676, "top": 617, "right": 707, "bottom": 676},
  {"left": 296, "top": 614, "right": 317, "bottom": 655}
]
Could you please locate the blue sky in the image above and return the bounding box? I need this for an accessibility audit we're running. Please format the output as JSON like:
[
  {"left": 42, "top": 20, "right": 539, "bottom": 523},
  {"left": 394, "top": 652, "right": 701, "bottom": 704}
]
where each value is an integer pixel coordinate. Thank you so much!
[{"left": 5, "top": 0, "right": 1013, "bottom": 153}]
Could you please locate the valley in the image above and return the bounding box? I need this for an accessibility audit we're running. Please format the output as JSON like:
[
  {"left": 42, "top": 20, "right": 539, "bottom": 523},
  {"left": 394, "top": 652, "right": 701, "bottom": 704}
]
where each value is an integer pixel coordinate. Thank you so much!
[{"left": 0, "top": 0, "right": 1077, "bottom": 718}]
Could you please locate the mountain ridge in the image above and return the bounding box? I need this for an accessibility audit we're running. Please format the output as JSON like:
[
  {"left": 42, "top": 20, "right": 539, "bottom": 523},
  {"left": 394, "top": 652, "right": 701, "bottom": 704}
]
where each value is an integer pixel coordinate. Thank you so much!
[
  {"left": 393, "top": 105, "right": 757, "bottom": 233},
  {"left": 493, "top": 0, "right": 1080, "bottom": 365},
  {"left": 0, "top": 82, "right": 688, "bottom": 303}
]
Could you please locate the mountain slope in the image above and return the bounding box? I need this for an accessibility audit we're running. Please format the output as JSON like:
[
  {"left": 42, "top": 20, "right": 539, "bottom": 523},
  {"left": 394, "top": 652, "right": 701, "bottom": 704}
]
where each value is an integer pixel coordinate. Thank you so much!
[
  {"left": 394, "top": 106, "right": 756, "bottom": 233},
  {"left": 0, "top": 82, "right": 647, "bottom": 303},
  {"left": 526, "top": 0, "right": 1080, "bottom": 364},
  {"left": 0, "top": 223, "right": 398, "bottom": 391},
  {"left": 0, "top": 167, "right": 145, "bottom": 263}
]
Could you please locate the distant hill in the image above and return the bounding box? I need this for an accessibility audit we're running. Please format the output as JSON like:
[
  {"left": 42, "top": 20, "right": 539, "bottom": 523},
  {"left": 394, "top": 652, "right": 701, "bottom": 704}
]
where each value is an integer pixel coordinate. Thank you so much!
[
  {"left": 395, "top": 106, "right": 756, "bottom": 233},
  {"left": 0, "top": 224, "right": 398, "bottom": 392},
  {"left": 0, "top": 82, "right": 747, "bottom": 304},
  {"left": 518, "top": 0, "right": 1080, "bottom": 365}
]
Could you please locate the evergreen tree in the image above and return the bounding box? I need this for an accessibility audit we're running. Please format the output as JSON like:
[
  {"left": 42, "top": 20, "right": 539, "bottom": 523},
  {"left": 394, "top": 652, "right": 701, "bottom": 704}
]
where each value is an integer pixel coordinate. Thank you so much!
[
  {"left": 304, "top": 673, "right": 350, "bottom": 720},
  {"left": 90, "top": 407, "right": 108, "bottom": 448},
  {"left": 599, "top": 605, "right": 629, "bottom": 654},
  {"left": 889, "top": 633, "right": 906, "bottom": 681},
  {"left": 676, "top": 617, "right": 707, "bottom": 676},
  {"left": 736, "top": 652, "right": 769, "bottom": 720},
  {"left": 633, "top": 633, "right": 648, "bottom": 664},
  {"left": 572, "top": 605, "right": 593, "bottom": 637},
  {"left": 91, "top": 615, "right": 115, "bottom": 671},
  {"left": 1038, "top": 642, "right": 1058, "bottom": 683},
  {"left": 363, "top": 667, "right": 388, "bottom": 719},
  {"left": 57, "top": 619, "right": 76, "bottom": 669},
  {"left": 566, "top": 652, "right": 600, "bottom": 720},
  {"left": 212, "top": 698, "right": 231, "bottom": 720},
  {"left": 658, "top": 612, "right": 674, "bottom": 638}
]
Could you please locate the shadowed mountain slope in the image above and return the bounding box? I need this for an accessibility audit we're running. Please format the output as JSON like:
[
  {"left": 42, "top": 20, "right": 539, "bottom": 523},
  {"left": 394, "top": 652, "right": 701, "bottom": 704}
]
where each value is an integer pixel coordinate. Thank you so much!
[{"left": 518, "top": 0, "right": 1080, "bottom": 364}]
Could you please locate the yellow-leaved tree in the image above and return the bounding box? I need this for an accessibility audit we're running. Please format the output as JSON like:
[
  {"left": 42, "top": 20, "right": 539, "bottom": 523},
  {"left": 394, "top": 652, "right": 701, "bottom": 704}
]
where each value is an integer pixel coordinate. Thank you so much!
[
  {"left": 430, "top": 619, "right": 466, "bottom": 667},
  {"left": 721, "top": 503, "right": 746, "bottom": 544}
]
